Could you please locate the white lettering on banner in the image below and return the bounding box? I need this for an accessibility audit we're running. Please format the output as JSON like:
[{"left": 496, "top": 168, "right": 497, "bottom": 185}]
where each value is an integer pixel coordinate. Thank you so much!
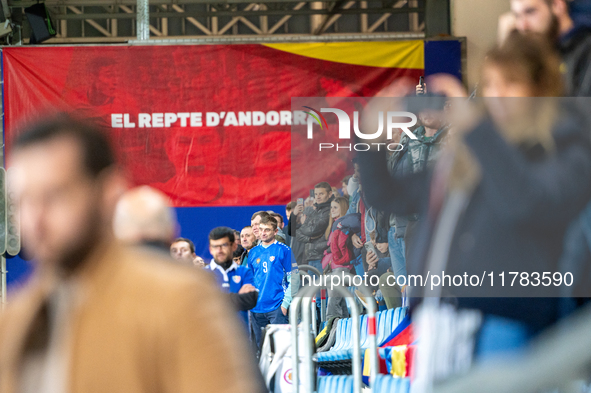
[
  {"left": 253, "top": 111, "right": 265, "bottom": 126},
  {"left": 177, "top": 112, "right": 190, "bottom": 127},
  {"left": 190, "top": 112, "right": 202, "bottom": 127},
  {"left": 266, "top": 111, "right": 279, "bottom": 126},
  {"left": 110, "top": 110, "right": 319, "bottom": 128},
  {"left": 224, "top": 112, "right": 238, "bottom": 127},
  {"left": 123, "top": 114, "right": 135, "bottom": 128},
  {"left": 164, "top": 113, "right": 178, "bottom": 127},
  {"left": 239, "top": 112, "right": 251, "bottom": 126},
  {"left": 152, "top": 113, "right": 164, "bottom": 128},
  {"left": 111, "top": 114, "right": 123, "bottom": 128},
  {"left": 139, "top": 113, "right": 151, "bottom": 128},
  {"left": 293, "top": 111, "right": 307, "bottom": 125},
  {"left": 280, "top": 111, "right": 292, "bottom": 125},
  {"left": 206, "top": 112, "right": 220, "bottom": 126}
]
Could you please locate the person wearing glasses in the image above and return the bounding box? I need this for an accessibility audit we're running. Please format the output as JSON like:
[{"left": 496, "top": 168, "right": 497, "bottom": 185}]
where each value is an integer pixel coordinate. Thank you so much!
[{"left": 207, "top": 227, "right": 258, "bottom": 327}]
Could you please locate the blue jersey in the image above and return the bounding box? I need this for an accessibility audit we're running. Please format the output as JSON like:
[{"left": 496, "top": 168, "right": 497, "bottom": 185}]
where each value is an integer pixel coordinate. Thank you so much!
[
  {"left": 207, "top": 261, "right": 255, "bottom": 294},
  {"left": 207, "top": 261, "right": 255, "bottom": 327},
  {"left": 249, "top": 240, "right": 294, "bottom": 313}
]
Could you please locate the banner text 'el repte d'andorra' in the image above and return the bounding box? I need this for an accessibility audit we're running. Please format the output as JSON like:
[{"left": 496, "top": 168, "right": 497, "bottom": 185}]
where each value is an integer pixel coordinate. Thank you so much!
[{"left": 3, "top": 41, "right": 425, "bottom": 207}]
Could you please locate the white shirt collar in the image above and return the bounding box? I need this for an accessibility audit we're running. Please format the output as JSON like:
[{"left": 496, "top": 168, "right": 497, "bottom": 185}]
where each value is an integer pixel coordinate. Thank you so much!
[{"left": 209, "top": 260, "right": 238, "bottom": 272}]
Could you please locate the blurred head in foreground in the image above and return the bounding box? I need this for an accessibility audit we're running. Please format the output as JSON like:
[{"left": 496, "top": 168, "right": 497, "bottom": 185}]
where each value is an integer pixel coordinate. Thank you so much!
[
  {"left": 10, "top": 114, "right": 125, "bottom": 274},
  {"left": 113, "top": 186, "right": 177, "bottom": 249},
  {"left": 482, "top": 31, "right": 563, "bottom": 99},
  {"left": 450, "top": 33, "right": 563, "bottom": 192}
]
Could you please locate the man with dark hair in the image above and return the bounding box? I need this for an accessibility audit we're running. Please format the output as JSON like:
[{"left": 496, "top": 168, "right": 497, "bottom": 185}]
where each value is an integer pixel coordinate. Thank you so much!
[
  {"left": 1, "top": 115, "right": 259, "bottom": 393},
  {"left": 207, "top": 227, "right": 258, "bottom": 326},
  {"left": 251, "top": 210, "right": 272, "bottom": 241},
  {"left": 248, "top": 216, "right": 294, "bottom": 349},
  {"left": 294, "top": 181, "right": 334, "bottom": 268},
  {"left": 170, "top": 237, "right": 205, "bottom": 267}
]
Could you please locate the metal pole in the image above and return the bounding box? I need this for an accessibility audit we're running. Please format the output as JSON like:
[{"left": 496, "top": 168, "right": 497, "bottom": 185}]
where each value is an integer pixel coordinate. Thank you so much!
[
  {"left": 311, "top": 297, "right": 317, "bottom": 337},
  {"left": 320, "top": 288, "right": 327, "bottom": 324},
  {"left": 298, "top": 264, "right": 323, "bottom": 333},
  {"left": 290, "top": 285, "right": 318, "bottom": 393},
  {"left": 301, "top": 294, "right": 316, "bottom": 393},
  {"left": 351, "top": 281, "right": 379, "bottom": 389},
  {"left": 136, "top": 0, "right": 149, "bottom": 40},
  {"left": 290, "top": 295, "right": 303, "bottom": 393},
  {"left": 325, "top": 285, "right": 362, "bottom": 393},
  {"left": 1, "top": 256, "right": 6, "bottom": 310}
]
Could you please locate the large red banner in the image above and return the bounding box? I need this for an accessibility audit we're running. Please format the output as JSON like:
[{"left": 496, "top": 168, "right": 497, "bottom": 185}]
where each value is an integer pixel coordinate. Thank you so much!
[{"left": 3, "top": 43, "right": 423, "bottom": 207}]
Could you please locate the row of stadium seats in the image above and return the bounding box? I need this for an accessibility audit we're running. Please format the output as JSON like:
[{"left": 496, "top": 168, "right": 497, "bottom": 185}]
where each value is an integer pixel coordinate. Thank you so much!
[
  {"left": 317, "top": 375, "right": 410, "bottom": 393},
  {"left": 316, "top": 307, "right": 408, "bottom": 362}
]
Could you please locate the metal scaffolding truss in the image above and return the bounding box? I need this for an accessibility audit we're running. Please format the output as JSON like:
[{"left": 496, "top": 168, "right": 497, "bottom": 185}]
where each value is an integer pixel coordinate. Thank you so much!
[{"left": 6, "top": 0, "right": 426, "bottom": 43}]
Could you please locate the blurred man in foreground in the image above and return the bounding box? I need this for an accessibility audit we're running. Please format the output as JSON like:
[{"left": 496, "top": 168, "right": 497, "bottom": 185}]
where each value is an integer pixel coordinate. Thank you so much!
[
  {"left": 0, "top": 115, "right": 259, "bottom": 393},
  {"left": 113, "top": 185, "right": 176, "bottom": 252}
]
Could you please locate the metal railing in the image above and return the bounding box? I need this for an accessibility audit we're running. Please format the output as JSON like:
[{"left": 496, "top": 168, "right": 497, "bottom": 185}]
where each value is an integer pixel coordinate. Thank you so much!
[
  {"left": 290, "top": 277, "right": 380, "bottom": 393},
  {"left": 297, "top": 264, "right": 325, "bottom": 336}
]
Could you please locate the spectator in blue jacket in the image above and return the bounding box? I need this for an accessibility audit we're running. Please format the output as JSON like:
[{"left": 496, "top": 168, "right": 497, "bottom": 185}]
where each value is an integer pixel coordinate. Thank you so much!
[{"left": 207, "top": 227, "right": 258, "bottom": 327}]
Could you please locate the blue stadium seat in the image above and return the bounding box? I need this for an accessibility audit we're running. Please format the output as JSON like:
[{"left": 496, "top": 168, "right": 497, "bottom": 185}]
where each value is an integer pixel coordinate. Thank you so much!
[
  {"left": 317, "top": 376, "right": 355, "bottom": 393},
  {"left": 373, "top": 375, "right": 411, "bottom": 393},
  {"left": 316, "top": 307, "right": 410, "bottom": 363}
]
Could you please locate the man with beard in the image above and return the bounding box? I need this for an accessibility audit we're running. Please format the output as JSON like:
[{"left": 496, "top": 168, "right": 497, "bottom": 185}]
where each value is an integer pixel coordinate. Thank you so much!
[
  {"left": 0, "top": 115, "right": 259, "bottom": 393},
  {"left": 500, "top": 0, "right": 591, "bottom": 96},
  {"left": 248, "top": 216, "right": 294, "bottom": 350},
  {"left": 207, "top": 227, "right": 258, "bottom": 327}
]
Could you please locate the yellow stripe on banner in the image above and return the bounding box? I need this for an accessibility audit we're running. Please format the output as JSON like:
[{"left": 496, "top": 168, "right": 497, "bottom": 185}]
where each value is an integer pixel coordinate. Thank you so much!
[
  {"left": 391, "top": 345, "right": 407, "bottom": 378},
  {"left": 263, "top": 41, "right": 424, "bottom": 69},
  {"left": 363, "top": 348, "right": 371, "bottom": 377}
]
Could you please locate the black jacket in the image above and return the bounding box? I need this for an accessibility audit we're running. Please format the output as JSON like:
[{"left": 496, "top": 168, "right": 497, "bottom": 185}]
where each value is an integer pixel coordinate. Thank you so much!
[
  {"left": 560, "top": 26, "right": 591, "bottom": 97},
  {"left": 359, "top": 104, "right": 591, "bottom": 331},
  {"left": 296, "top": 197, "right": 334, "bottom": 262}
]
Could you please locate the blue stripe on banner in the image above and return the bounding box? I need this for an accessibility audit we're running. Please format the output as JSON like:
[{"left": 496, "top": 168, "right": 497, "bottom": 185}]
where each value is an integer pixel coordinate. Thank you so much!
[
  {"left": 6, "top": 205, "right": 287, "bottom": 290},
  {"left": 424, "top": 39, "right": 462, "bottom": 80}
]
